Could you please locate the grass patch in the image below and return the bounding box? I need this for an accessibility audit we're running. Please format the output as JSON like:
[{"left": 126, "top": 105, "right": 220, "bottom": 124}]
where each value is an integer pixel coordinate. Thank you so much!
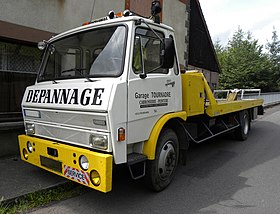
[{"left": 0, "top": 182, "right": 85, "bottom": 214}]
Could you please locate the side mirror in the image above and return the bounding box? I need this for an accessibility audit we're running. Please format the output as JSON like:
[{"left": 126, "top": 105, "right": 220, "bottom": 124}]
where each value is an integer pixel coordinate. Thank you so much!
[{"left": 161, "top": 38, "right": 175, "bottom": 69}]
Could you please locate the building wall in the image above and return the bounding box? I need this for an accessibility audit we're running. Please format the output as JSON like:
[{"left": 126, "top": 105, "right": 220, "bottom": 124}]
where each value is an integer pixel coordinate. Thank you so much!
[
  {"left": 188, "top": 65, "right": 219, "bottom": 90},
  {"left": 0, "top": 0, "right": 186, "bottom": 66},
  {"left": 0, "top": 0, "right": 124, "bottom": 35},
  {"left": 162, "top": 0, "right": 187, "bottom": 66}
]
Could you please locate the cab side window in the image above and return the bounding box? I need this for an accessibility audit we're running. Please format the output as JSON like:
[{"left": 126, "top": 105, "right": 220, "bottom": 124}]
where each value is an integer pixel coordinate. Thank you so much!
[{"left": 133, "top": 28, "right": 167, "bottom": 75}]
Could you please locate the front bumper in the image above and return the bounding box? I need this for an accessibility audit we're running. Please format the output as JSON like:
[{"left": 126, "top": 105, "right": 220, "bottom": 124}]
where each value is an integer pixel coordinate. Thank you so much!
[{"left": 18, "top": 135, "right": 113, "bottom": 193}]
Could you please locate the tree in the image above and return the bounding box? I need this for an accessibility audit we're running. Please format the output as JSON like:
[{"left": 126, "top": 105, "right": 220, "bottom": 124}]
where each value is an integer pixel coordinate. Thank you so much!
[
  {"left": 216, "top": 27, "right": 276, "bottom": 92},
  {"left": 266, "top": 27, "right": 280, "bottom": 88}
]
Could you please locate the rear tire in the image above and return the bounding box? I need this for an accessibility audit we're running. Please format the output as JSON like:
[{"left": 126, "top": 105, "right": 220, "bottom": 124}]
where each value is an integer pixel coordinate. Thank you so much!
[
  {"left": 145, "top": 129, "right": 179, "bottom": 192},
  {"left": 234, "top": 110, "right": 250, "bottom": 141}
]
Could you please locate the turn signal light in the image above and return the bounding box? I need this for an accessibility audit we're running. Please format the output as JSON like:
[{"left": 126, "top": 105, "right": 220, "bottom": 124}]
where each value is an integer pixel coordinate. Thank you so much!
[{"left": 118, "top": 127, "right": 125, "bottom": 141}]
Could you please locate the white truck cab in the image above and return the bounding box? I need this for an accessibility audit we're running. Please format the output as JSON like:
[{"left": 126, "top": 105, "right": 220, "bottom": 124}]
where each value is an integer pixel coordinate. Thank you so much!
[{"left": 22, "top": 15, "right": 181, "bottom": 162}]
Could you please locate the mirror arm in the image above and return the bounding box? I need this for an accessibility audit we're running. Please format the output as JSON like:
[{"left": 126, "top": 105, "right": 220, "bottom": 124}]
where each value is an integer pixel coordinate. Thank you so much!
[{"left": 138, "top": 18, "right": 163, "bottom": 43}]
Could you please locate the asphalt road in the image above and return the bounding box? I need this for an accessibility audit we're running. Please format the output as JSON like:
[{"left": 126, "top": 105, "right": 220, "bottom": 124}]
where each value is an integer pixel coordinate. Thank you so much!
[{"left": 29, "top": 105, "right": 280, "bottom": 214}]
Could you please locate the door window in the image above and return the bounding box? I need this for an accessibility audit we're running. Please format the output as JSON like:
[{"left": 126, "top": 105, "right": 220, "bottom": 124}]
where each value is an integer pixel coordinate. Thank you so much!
[{"left": 133, "top": 28, "right": 167, "bottom": 75}]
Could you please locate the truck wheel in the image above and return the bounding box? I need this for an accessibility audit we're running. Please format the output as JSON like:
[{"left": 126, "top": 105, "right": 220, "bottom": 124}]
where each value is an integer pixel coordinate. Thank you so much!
[
  {"left": 145, "top": 129, "right": 179, "bottom": 192},
  {"left": 234, "top": 110, "right": 250, "bottom": 141}
]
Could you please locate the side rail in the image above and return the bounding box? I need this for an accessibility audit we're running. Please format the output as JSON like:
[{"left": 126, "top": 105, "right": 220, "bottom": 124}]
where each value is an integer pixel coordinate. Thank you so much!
[{"left": 213, "top": 89, "right": 261, "bottom": 101}]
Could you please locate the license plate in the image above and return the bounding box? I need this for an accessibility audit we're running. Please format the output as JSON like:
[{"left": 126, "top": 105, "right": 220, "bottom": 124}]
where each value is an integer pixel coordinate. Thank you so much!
[
  {"left": 64, "top": 165, "right": 90, "bottom": 186},
  {"left": 40, "top": 156, "right": 62, "bottom": 173}
]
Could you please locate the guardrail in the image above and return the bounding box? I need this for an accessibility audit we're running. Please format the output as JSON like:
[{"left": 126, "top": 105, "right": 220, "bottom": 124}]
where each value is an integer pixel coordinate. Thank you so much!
[
  {"left": 243, "top": 92, "right": 280, "bottom": 107},
  {"left": 214, "top": 89, "right": 280, "bottom": 107}
]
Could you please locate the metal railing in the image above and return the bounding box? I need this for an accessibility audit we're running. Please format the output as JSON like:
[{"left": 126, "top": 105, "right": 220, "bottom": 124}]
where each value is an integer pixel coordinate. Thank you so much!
[
  {"left": 214, "top": 89, "right": 280, "bottom": 107},
  {"left": 243, "top": 92, "right": 280, "bottom": 107}
]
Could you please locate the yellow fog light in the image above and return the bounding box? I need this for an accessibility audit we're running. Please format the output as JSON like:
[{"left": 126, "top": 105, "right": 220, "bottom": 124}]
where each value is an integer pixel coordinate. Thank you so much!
[
  {"left": 23, "top": 149, "right": 28, "bottom": 160},
  {"left": 90, "top": 170, "right": 101, "bottom": 186}
]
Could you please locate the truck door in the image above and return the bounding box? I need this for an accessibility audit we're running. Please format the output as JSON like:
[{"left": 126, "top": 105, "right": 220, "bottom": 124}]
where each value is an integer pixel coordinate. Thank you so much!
[{"left": 127, "top": 27, "right": 181, "bottom": 144}]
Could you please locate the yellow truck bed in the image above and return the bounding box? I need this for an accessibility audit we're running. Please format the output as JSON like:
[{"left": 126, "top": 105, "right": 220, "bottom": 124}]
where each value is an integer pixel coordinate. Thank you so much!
[{"left": 181, "top": 71, "right": 264, "bottom": 117}]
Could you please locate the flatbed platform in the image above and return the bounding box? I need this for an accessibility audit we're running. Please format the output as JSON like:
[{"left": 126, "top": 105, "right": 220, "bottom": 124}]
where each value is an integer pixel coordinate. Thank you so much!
[
  {"left": 181, "top": 71, "right": 264, "bottom": 118},
  {"left": 206, "top": 99, "right": 263, "bottom": 117}
]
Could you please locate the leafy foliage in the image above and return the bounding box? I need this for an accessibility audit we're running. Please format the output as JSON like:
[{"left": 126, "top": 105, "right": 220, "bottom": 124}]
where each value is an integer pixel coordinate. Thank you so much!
[
  {"left": 215, "top": 27, "right": 280, "bottom": 92},
  {"left": 266, "top": 27, "right": 280, "bottom": 89}
]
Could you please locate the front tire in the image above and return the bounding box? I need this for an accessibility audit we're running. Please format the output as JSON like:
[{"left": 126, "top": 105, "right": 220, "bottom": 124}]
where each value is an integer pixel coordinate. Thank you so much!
[{"left": 145, "top": 129, "right": 179, "bottom": 192}]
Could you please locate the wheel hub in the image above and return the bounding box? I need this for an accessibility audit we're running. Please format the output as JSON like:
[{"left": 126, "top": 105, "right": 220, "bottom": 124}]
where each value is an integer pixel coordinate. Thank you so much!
[
  {"left": 158, "top": 141, "right": 176, "bottom": 180},
  {"left": 243, "top": 114, "right": 249, "bottom": 135}
]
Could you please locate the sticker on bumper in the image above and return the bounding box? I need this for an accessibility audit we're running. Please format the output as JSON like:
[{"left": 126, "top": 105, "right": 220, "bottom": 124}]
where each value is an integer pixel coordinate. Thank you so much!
[{"left": 64, "top": 165, "right": 89, "bottom": 185}]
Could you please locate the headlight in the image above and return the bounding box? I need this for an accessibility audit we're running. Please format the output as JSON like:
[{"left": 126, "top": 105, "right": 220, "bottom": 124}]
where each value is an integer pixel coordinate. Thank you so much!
[
  {"left": 27, "top": 141, "right": 33, "bottom": 153},
  {"left": 26, "top": 123, "right": 35, "bottom": 135},
  {"left": 89, "top": 134, "right": 108, "bottom": 150},
  {"left": 79, "top": 155, "right": 89, "bottom": 171}
]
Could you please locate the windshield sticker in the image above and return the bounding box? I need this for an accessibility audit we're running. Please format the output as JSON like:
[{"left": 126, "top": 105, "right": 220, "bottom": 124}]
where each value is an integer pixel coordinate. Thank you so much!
[{"left": 25, "top": 88, "right": 104, "bottom": 106}]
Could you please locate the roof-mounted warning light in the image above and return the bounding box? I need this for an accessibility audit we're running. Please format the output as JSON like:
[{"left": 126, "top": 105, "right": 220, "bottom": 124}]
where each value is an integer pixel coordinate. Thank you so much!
[
  {"left": 82, "top": 21, "right": 91, "bottom": 26},
  {"left": 108, "top": 10, "right": 116, "bottom": 19},
  {"left": 108, "top": 10, "right": 132, "bottom": 19},
  {"left": 82, "top": 9, "right": 132, "bottom": 26},
  {"left": 123, "top": 9, "right": 132, "bottom": 17}
]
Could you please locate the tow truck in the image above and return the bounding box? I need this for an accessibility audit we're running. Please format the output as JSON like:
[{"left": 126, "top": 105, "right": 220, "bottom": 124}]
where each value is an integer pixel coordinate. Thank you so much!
[{"left": 18, "top": 2, "right": 263, "bottom": 193}]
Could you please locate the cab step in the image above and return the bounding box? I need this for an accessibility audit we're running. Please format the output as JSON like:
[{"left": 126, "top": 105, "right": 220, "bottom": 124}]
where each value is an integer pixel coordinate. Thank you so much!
[{"left": 127, "top": 153, "right": 147, "bottom": 180}]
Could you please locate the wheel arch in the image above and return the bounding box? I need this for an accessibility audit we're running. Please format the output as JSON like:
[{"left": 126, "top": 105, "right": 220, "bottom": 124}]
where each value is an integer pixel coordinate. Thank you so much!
[{"left": 143, "top": 111, "right": 187, "bottom": 160}]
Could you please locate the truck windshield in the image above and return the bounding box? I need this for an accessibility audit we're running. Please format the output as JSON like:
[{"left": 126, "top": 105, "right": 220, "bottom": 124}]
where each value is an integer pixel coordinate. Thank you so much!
[{"left": 38, "top": 25, "right": 126, "bottom": 82}]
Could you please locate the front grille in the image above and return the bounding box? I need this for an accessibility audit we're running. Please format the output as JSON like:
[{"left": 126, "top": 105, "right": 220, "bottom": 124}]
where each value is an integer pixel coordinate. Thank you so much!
[
  {"left": 40, "top": 156, "right": 62, "bottom": 173},
  {"left": 24, "top": 109, "right": 108, "bottom": 131}
]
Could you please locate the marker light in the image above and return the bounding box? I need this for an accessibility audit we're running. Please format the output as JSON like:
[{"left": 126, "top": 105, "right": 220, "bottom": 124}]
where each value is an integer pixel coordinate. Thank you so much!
[
  {"left": 90, "top": 170, "right": 101, "bottom": 186},
  {"left": 79, "top": 155, "right": 89, "bottom": 171},
  {"left": 118, "top": 127, "right": 125, "bottom": 141},
  {"left": 27, "top": 141, "right": 33, "bottom": 153}
]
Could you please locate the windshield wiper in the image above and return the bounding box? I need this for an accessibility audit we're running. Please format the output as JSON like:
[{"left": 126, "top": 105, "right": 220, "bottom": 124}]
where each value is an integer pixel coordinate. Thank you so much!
[
  {"left": 61, "top": 68, "right": 94, "bottom": 82},
  {"left": 39, "top": 73, "right": 58, "bottom": 84}
]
